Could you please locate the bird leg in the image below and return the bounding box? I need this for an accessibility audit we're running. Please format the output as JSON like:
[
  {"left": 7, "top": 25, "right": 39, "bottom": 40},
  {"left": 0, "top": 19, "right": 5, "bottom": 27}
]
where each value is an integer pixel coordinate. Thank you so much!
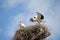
[{"left": 38, "top": 22, "right": 40, "bottom": 25}]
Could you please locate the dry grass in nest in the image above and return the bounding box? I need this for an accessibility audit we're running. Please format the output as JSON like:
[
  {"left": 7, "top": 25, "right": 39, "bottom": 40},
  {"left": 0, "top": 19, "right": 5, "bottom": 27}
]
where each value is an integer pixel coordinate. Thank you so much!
[{"left": 13, "top": 24, "right": 51, "bottom": 40}]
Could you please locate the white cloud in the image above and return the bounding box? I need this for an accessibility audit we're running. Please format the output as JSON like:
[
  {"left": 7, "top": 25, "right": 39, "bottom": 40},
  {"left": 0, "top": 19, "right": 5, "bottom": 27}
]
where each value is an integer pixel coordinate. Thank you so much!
[
  {"left": 5, "top": 0, "right": 60, "bottom": 40},
  {"left": 27, "top": 0, "right": 54, "bottom": 13},
  {"left": 1, "top": 0, "right": 54, "bottom": 9},
  {"left": 2, "top": 0, "right": 28, "bottom": 8}
]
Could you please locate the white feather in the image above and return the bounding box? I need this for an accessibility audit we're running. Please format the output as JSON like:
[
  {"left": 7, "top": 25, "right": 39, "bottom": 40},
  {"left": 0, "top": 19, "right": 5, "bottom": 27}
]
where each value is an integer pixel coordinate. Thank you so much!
[{"left": 19, "top": 21, "right": 25, "bottom": 29}]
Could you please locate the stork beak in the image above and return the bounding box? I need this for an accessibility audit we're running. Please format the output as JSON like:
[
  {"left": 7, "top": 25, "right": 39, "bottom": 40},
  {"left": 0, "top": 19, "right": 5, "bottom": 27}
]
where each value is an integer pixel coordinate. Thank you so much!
[{"left": 30, "top": 18, "right": 34, "bottom": 22}]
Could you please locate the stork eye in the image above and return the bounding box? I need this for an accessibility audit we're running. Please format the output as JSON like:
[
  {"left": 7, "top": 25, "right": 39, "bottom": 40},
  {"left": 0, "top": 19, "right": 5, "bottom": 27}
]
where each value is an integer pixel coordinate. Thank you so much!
[{"left": 34, "top": 17, "right": 36, "bottom": 18}]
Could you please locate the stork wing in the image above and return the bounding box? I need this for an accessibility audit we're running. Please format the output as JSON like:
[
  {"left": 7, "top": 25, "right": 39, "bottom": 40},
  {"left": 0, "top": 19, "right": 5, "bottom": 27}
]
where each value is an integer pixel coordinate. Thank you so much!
[
  {"left": 36, "top": 12, "right": 41, "bottom": 19},
  {"left": 36, "top": 12, "right": 44, "bottom": 19}
]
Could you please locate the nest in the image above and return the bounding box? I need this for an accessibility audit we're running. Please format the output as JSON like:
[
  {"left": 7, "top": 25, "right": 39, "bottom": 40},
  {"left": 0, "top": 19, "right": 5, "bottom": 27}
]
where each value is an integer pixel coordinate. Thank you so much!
[{"left": 13, "top": 24, "right": 51, "bottom": 40}]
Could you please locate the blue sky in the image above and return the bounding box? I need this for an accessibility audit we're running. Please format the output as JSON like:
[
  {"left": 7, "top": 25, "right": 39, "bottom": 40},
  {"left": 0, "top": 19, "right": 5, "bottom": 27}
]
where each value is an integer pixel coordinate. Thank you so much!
[{"left": 0, "top": 0, "right": 60, "bottom": 40}]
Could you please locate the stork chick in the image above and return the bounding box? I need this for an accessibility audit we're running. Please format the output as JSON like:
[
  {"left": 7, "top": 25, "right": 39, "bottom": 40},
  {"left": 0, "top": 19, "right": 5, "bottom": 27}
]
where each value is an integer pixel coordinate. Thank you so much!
[
  {"left": 30, "top": 12, "right": 46, "bottom": 24},
  {"left": 19, "top": 21, "right": 25, "bottom": 29}
]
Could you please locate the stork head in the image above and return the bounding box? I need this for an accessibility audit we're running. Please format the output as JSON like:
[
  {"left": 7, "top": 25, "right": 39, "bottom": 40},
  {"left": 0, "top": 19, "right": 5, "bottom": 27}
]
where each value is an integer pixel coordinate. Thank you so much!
[{"left": 30, "top": 16, "right": 37, "bottom": 22}]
